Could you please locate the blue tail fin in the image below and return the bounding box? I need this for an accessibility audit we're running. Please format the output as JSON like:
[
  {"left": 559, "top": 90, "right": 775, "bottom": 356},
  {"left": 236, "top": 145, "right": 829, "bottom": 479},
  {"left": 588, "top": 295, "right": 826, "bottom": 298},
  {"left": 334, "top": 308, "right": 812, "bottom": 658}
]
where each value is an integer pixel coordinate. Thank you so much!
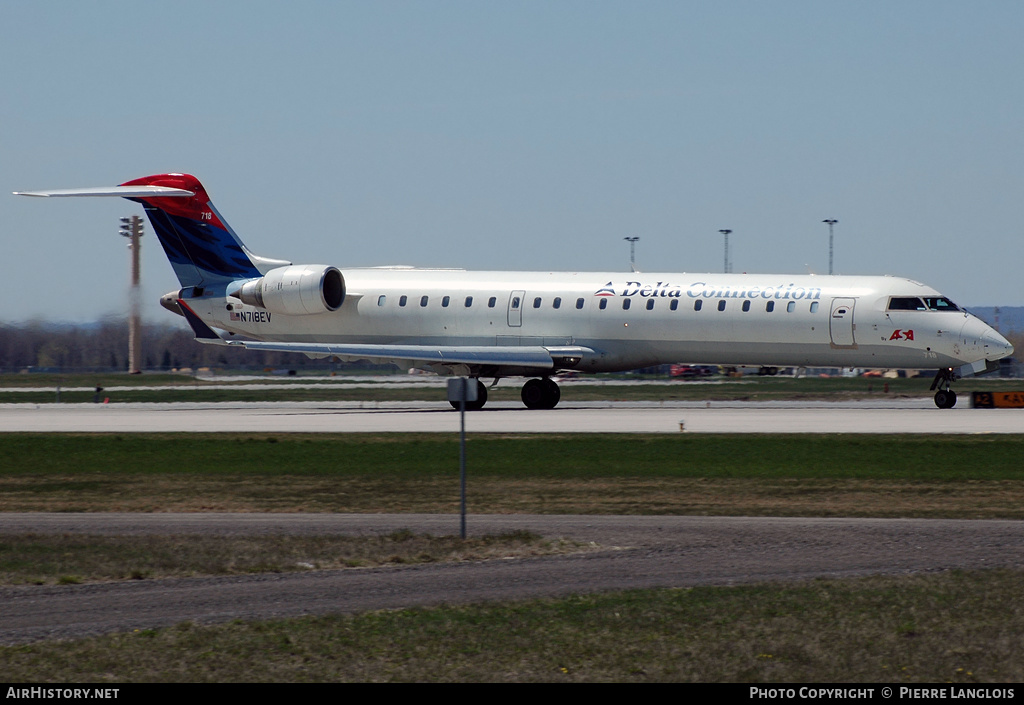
[{"left": 119, "top": 174, "right": 266, "bottom": 289}]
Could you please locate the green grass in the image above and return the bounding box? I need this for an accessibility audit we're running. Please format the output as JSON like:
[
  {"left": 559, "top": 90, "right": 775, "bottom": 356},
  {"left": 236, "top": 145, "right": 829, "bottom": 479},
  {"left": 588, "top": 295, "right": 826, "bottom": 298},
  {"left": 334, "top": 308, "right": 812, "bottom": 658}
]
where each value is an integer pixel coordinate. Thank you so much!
[
  {"left": 2, "top": 569, "right": 1021, "bottom": 682},
  {"left": 2, "top": 433, "right": 1023, "bottom": 516},
  {"left": 2, "top": 432, "right": 1023, "bottom": 479}
]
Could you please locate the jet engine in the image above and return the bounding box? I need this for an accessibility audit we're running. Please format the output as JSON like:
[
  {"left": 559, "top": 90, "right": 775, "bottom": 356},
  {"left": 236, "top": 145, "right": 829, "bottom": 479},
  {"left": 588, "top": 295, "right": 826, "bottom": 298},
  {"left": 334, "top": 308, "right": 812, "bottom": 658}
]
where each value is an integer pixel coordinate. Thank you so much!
[{"left": 235, "top": 265, "right": 345, "bottom": 315}]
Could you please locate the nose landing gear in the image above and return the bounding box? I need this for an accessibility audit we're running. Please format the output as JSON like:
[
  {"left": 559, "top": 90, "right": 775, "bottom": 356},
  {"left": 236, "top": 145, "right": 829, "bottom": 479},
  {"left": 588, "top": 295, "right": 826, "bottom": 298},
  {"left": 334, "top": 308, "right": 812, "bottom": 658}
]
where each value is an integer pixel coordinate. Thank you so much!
[{"left": 930, "top": 368, "right": 958, "bottom": 409}]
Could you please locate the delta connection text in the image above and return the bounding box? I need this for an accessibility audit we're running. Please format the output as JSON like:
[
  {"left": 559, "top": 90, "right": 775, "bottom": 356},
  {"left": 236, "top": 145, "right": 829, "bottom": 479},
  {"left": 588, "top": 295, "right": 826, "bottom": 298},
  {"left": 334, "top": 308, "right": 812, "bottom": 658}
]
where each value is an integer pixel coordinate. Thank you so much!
[
  {"left": 598, "top": 281, "right": 823, "bottom": 300},
  {"left": 749, "top": 687, "right": 1015, "bottom": 700}
]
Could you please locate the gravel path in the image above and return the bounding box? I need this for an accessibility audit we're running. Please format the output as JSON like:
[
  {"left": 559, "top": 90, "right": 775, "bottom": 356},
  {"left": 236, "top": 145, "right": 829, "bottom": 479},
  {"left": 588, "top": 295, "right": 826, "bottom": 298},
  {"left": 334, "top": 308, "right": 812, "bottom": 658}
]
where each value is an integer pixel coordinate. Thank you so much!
[{"left": 1, "top": 513, "right": 1022, "bottom": 644}]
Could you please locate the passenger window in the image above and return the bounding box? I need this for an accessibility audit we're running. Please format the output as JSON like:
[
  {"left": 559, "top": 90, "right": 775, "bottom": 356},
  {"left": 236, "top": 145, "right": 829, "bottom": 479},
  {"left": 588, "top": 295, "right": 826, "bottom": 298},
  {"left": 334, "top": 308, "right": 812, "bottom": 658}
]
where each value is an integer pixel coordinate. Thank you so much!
[
  {"left": 533, "top": 297, "right": 542, "bottom": 308},
  {"left": 766, "top": 301, "right": 775, "bottom": 313},
  {"left": 511, "top": 297, "right": 520, "bottom": 309},
  {"left": 553, "top": 297, "right": 561, "bottom": 309},
  {"left": 623, "top": 299, "right": 631, "bottom": 310},
  {"left": 576, "top": 298, "right": 584, "bottom": 309},
  {"left": 670, "top": 299, "right": 678, "bottom": 311},
  {"left": 442, "top": 296, "right": 450, "bottom": 308},
  {"left": 787, "top": 301, "right": 796, "bottom": 313},
  {"left": 717, "top": 300, "right": 726, "bottom": 312},
  {"left": 742, "top": 300, "right": 750, "bottom": 312},
  {"left": 420, "top": 296, "right": 429, "bottom": 307},
  {"left": 646, "top": 299, "right": 655, "bottom": 310},
  {"left": 810, "top": 301, "right": 819, "bottom": 313},
  {"left": 399, "top": 295, "right": 408, "bottom": 307},
  {"left": 377, "top": 295, "right": 386, "bottom": 307},
  {"left": 488, "top": 297, "right": 496, "bottom": 308},
  {"left": 599, "top": 299, "right": 608, "bottom": 310},
  {"left": 465, "top": 296, "right": 473, "bottom": 307},
  {"left": 694, "top": 300, "right": 703, "bottom": 311}
]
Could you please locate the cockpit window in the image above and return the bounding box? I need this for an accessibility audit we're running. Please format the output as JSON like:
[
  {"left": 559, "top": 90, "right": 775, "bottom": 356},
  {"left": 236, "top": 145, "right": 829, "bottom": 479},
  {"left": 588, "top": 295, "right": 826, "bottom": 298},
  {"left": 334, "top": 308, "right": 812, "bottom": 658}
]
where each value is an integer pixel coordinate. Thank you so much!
[
  {"left": 888, "top": 297, "right": 926, "bottom": 311},
  {"left": 923, "top": 297, "right": 960, "bottom": 312},
  {"left": 888, "top": 296, "right": 961, "bottom": 312}
]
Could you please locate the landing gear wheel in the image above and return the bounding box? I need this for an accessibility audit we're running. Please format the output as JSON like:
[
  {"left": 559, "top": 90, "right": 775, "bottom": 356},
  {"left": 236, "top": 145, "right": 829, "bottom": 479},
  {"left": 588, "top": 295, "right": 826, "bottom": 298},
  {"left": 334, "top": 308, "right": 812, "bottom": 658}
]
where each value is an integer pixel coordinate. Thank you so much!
[
  {"left": 934, "top": 389, "right": 957, "bottom": 409},
  {"left": 930, "top": 368, "right": 959, "bottom": 409},
  {"left": 448, "top": 380, "right": 488, "bottom": 410},
  {"left": 540, "top": 378, "right": 561, "bottom": 409},
  {"left": 521, "top": 378, "right": 561, "bottom": 409}
]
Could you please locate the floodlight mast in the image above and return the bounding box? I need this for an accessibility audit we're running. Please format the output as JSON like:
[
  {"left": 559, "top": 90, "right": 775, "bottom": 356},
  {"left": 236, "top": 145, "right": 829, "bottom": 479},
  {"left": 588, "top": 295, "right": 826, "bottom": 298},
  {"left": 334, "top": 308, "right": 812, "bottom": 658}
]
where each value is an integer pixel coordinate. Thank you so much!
[
  {"left": 623, "top": 236, "right": 640, "bottom": 272},
  {"left": 823, "top": 219, "right": 838, "bottom": 275},
  {"left": 718, "top": 230, "right": 732, "bottom": 273},
  {"left": 120, "top": 215, "right": 144, "bottom": 374}
]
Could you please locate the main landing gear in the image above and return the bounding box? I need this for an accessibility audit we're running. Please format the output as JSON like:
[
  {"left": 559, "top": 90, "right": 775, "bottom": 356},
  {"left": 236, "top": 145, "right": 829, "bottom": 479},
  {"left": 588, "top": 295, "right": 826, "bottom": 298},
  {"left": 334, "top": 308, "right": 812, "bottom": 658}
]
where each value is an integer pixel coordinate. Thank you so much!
[
  {"left": 930, "top": 367, "right": 958, "bottom": 409},
  {"left": 447, "top": 377, "right": 563, "bottom": 410},
  {"left": 521, "top": 377, "right": 561, "bottom": 410},
  {"left": 447, "top": 379, "right": 488, "bottom": 411}
]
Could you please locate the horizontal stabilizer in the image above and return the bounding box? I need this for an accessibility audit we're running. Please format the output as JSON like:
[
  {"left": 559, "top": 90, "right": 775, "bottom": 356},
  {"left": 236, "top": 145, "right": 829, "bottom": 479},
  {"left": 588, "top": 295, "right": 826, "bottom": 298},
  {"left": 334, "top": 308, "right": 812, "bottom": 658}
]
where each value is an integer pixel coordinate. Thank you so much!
[{"left": 13, "top": 185, "right": 194, "bottom": 198}]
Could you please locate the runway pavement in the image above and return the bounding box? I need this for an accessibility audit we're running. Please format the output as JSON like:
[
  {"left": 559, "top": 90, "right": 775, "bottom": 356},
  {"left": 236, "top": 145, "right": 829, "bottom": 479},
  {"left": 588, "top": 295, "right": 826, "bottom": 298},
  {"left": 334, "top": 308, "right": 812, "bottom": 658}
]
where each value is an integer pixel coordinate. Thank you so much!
[{"left": 0, "top": 399, "right": 1021, "bottom": 433}]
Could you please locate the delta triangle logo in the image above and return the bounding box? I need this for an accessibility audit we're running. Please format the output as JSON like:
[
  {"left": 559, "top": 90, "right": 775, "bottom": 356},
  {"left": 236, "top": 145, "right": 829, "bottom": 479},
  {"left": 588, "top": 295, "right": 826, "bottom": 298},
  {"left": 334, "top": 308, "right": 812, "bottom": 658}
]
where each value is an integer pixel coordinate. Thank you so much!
[{"left": 594, "top": 282, "right": 616, "bottom": 297}]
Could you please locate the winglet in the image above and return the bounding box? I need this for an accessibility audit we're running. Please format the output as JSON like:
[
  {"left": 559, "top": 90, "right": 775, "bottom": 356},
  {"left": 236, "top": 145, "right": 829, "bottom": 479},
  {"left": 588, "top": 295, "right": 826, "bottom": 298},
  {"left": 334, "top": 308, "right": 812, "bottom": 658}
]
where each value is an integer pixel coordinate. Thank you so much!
[{"left": 176, "top": 300, "right": 227, "bottom": 344}]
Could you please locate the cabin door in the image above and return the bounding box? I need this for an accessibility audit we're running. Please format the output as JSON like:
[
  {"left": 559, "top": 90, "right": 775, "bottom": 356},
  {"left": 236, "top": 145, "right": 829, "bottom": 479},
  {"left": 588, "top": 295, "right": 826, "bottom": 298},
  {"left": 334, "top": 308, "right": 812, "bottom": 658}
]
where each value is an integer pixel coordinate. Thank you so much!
[
  {"left": 829, "top": 298, "right": 856, "bottom": 347},
  {"left": 507, "top": 290, "right": 525, "bottom": 327}
]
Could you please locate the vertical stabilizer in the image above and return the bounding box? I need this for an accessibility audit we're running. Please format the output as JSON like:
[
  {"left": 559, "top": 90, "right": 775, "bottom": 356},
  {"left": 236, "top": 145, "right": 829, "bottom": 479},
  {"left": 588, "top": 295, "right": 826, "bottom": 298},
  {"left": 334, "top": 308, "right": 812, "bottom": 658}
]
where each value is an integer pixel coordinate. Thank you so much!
[{"left": 119, "top": 174, "right": 265, "bottom": 288}]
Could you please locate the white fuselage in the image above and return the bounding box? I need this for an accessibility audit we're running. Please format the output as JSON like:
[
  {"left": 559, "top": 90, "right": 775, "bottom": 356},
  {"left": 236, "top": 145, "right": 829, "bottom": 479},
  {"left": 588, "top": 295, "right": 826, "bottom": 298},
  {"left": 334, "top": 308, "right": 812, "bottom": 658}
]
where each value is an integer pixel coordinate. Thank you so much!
[{"left": 189, "top": 270, "right": 1011, "bottom": 374}]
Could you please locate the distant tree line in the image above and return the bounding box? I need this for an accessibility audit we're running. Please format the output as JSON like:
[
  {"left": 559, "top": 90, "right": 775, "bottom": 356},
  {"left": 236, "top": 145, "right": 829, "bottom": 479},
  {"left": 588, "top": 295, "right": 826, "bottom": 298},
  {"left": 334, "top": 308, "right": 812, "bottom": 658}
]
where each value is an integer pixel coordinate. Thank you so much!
[{"left": 0, "top": 319, "right": 390, "bottom": 374}]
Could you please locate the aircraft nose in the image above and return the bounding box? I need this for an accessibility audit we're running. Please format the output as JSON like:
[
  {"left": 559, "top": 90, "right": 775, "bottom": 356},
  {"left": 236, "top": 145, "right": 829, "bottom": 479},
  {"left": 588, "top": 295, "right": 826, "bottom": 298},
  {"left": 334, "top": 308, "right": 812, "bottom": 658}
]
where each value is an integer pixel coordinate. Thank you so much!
[
  {"left": 982, "top": 329, "right": 1014, "bottom": 361},
  {"left": 962, "top": 317, "right": 1014, "bottom": 361}
]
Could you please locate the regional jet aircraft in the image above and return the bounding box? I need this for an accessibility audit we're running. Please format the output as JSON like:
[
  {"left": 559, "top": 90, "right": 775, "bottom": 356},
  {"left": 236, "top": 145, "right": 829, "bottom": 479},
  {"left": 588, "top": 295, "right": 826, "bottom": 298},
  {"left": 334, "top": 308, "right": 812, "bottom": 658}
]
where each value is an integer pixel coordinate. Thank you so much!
[{"left": 16, "top": 173, "right": 1013, "bottom": 409}]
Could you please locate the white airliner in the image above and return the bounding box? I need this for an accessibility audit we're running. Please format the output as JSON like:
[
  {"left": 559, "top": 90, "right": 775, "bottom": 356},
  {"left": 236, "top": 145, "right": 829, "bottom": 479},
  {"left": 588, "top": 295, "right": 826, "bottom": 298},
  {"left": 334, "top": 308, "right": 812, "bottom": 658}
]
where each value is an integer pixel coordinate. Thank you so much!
[{"left": 16, "top": 173, "right": 1013, "bottom": 409}]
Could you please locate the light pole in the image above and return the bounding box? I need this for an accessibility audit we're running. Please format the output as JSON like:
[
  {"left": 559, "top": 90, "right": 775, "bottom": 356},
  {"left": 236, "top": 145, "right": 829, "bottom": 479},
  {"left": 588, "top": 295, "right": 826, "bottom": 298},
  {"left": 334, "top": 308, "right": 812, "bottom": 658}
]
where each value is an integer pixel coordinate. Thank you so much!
[
  {"left": 718, "top": 230, "right": 732, "bottom": 273},
  {"left": 623, "top": 236, "right": 640, "bottom": 272},
  {"left": 823, "top": 219, "right": 838, "bottom": 275},
  {"left": 120, "top": 215, "right": 144, "bottom": 374}
]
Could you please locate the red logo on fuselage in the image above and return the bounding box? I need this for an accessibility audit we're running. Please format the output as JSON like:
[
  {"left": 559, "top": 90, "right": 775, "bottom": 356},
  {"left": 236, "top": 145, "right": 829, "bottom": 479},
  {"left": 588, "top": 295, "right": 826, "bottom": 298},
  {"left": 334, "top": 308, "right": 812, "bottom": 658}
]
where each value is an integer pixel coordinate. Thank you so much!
[{"left": 889, "top": 329, "right": 914, "bottom": 341}]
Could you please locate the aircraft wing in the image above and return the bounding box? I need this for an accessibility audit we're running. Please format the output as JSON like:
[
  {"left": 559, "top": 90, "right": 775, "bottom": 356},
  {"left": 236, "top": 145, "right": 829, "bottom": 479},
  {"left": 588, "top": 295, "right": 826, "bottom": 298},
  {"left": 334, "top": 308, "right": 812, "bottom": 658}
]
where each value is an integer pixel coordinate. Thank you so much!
[
  {"left": 177, "top": 300, "right": 586, "bottom": 370},
  {"left": 226, "top": 340, "right": 562, "bottom": 368}
]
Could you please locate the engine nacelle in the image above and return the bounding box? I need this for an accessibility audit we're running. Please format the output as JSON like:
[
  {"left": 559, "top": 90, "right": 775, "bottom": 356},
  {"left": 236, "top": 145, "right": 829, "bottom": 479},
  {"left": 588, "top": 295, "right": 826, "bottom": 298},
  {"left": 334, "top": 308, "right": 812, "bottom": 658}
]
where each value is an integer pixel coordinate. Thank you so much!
[{"left": 235, "top": 265, "right": 345, "bottom": 315}]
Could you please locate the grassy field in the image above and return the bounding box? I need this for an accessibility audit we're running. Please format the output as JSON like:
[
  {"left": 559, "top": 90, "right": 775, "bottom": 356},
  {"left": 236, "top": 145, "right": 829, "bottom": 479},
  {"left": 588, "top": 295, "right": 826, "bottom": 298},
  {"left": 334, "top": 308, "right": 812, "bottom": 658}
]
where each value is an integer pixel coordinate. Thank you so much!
[
  {"left": 2, "top": 570, "right": 1021, "bottom": 682},
  {"left": 0, "top": 530, "right": 572, "bottom": 586},
  {"left": 1, "top": 433, "right": 1022, "bottom": 517},
  {"left": 2, "top": 430, "right": 1022, "bottom": 682}
]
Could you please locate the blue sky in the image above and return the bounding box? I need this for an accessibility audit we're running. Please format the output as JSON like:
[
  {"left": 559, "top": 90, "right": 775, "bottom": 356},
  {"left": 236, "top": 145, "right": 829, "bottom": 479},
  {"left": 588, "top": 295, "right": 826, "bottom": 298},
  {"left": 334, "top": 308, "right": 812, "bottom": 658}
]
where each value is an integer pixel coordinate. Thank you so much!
[{"left": 4, "top": 1, "right": 1023, "bottom": 323}]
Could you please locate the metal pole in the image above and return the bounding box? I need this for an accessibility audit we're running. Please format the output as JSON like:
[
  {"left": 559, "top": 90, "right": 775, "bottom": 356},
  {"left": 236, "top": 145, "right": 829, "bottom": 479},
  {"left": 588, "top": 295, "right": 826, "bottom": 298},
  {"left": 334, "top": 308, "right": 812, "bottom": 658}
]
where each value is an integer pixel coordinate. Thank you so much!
[
  {"left": 459, "top": 379, "right": 467, "bottom": 539},
  {"left": 719, "top": 230, "right": 732, "bottom": 273},
  {"left": 823, "top": 219, "right": 837, "bottom": 275},
  {"left": 121, "top": 216, "right": 144, "bottom": 374}
]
